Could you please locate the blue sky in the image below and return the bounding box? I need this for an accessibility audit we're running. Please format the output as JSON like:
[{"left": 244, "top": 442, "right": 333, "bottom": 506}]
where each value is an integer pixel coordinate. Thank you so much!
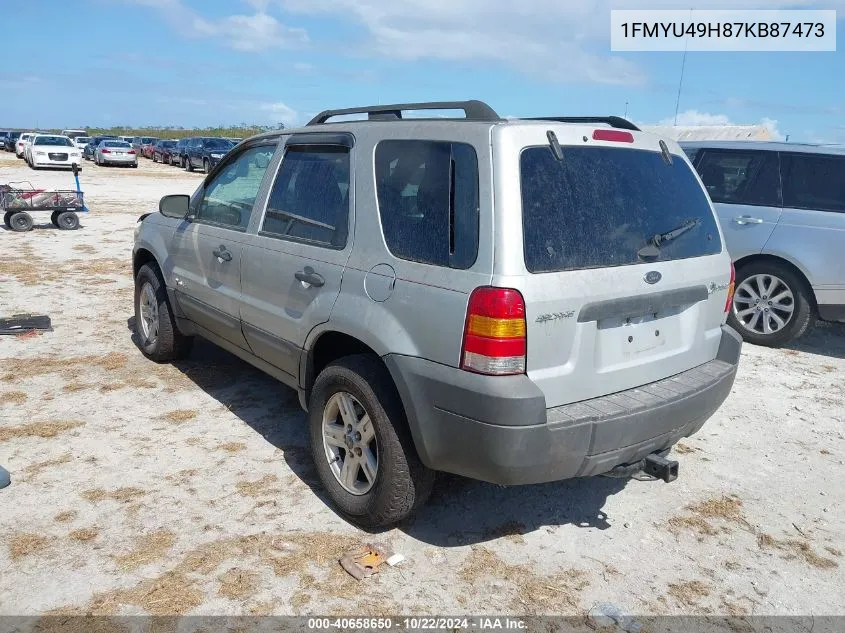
[{"left": 1, "top": 0, "right": 843, "bottom": 142}]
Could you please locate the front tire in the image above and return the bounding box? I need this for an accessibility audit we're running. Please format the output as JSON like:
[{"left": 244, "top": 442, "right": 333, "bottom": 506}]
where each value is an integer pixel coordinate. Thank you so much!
[
  {"left": 203, "top": 159, "right": 210, "bottom": 173},
  {"left": 185, "top": 156, "right": 193, "bottom": 172},
  {"left": 308, "top": 355, "right": 434, "bottom": 528},
  {"left": 729, "top": 261, "right": 814, "bottom": 347},
  {"left": 133, "top": 263, "right": 193, "bottom": 362}
]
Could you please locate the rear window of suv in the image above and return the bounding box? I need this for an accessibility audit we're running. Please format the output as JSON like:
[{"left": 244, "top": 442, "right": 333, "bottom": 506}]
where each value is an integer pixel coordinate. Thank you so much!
[{"left": 520, "top": 145, "right": 721, "bottom": 273}]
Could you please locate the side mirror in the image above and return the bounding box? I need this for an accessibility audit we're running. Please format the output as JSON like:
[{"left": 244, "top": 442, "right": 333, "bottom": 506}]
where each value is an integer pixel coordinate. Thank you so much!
[{"left": 159, "top": 194, "right": 190, "bottom": 219}]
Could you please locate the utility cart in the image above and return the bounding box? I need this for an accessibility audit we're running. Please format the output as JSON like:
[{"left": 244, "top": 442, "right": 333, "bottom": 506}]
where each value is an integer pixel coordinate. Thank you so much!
[{"left": 1, "top": 165, "right": 87, "bottom": 232}]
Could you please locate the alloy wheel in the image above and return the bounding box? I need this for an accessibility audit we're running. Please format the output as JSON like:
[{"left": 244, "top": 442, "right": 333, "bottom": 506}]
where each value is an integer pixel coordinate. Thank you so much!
[{"left": 321, "top": 392, "right": 379, "bottom": 495}]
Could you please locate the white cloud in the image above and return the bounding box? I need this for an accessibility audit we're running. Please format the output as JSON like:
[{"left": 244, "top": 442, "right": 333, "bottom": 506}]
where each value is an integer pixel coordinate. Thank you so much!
[
  {"left": 272, "top": 0, "right": 845, "bottom": 85},
  {"left": 259, "top": 102, "right": 299, "bottom": 126},
  {"left": 659, "top": 110, "right": 731, "bottom": 126},
  {"left": 125, "top": 0, "right": 307, "bottom": 51}
]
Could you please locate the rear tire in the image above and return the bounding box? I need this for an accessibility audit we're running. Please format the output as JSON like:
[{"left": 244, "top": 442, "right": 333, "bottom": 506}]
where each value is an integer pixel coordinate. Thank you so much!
[
  {"left": 9, "top": 211, "right": 34, "bottom": 232},
  {"left": 133, "top": 263, "right": 193, "bottom": 362},
  {"left": 308, "top": 355, "right": 434, "bottom": 528},
  {"left": 153, "top": 152, "right": 159, "bottom": 163},
  {"left": 728, "top": 260, "right": 814, "bottom": 348},
  {"left": 56, "top": 211, "right": 79, "bottom": 230},
  {"left": 203, "top": 159, "right": 210, "bottom": 173},
  {"left": 185, "top": 156, "right": 193, "bottom": 172}
]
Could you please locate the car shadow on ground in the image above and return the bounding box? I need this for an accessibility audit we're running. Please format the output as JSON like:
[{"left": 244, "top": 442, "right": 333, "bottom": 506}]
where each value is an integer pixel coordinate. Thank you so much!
[
  {"left": 128, "top": 322, "right": 631, "bottom": 544},
  {"left": 785, "top": 320, "right": 845, "bottom": 359}
]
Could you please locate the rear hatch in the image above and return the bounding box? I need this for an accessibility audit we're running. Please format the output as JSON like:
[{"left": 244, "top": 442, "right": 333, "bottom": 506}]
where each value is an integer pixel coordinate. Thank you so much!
[{"left": 491, "top": 123, "right": 732, "bottom": 408}]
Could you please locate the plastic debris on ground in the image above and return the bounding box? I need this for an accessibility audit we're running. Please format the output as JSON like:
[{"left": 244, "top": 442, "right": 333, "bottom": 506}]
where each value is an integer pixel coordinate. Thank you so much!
[
  {"left": 339, "top": 543, "right": 396, "bottom": 580},
  {"left": 0, "top": 466, "right": 10, "bottom": 490},
  {"left": 587, "top": 603, "right": 642, "bottom": 633},
  {"left": 0, "top": 314, "right": 52, "bottom": 335}
]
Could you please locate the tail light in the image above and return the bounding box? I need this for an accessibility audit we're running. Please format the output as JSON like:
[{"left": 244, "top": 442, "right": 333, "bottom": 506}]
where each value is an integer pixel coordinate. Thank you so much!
[
  {"left": 461, "top": 287, "right": 526, "bottom": 376},
  {"left": 725, "top": 262, "right": 735, "bottom": 313},
  {"left": 101, "top": 149, "right": 111, "bottom": 154},
  {"left": 128, "top": 150, "right": 136, "bottom": 154},
  {"left": 592, "top": 129, "right": 634, "bottom": 143}
]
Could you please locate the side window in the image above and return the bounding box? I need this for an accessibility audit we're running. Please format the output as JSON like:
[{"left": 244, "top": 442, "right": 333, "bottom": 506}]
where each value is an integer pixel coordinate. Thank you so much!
[
  {"left": 682, "top": 147, "right": 699, "bottom": 164},
  {"left": 375, "top": 140, "right": 479, "bottom": 269},
  {"left": 695, "top": 150, "right": 781, "bottom": 207},
  {"left": 196, "top": 145, "right": 276, "bottom": 229},
  {"left": 261, "top": 145, "right": 350, "bottom": 248},
  {"left": 781, "top": 153, "right": 845, "bottom": 213}
]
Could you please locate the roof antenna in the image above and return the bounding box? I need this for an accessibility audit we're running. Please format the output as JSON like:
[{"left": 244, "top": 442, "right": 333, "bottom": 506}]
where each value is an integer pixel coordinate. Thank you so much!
[{"left": 673, "top": 8, "right": 692, "bottom": 126}]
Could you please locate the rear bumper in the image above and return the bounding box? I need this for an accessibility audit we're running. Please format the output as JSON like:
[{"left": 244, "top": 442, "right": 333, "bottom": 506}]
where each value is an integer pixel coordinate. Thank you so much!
[{"left": 385, "top": 325, "right": 742, "bottom": 485}]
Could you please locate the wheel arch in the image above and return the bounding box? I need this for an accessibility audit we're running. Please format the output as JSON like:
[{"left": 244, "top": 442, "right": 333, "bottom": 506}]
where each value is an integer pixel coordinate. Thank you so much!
[
  {"left": 300, "top": 330, "right": 385, "bottom": 405},
  {"left": 733, "top": 253, "right": 818, "bottom": 309}
]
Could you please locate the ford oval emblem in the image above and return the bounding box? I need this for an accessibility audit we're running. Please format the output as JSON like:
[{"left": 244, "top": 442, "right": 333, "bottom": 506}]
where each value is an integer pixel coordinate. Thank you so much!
[{"left": 644, "top": 271, "right": 662, "bottom": 285}]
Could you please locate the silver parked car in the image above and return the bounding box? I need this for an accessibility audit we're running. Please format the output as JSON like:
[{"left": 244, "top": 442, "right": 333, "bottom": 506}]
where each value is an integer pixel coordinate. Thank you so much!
[
  {"left": 133, "top": 100, "right": 741, "bottom": 527},
  {"left": 682, "top": 141, "right": 845, "bottom": 346},
  {"left": 95, "top": 140, "right": 138, "bottom": 167}
]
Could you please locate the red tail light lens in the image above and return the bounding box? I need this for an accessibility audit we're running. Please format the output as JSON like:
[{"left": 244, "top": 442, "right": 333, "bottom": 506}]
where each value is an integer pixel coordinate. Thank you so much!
[
  {"left": 461, "top": 287, "right": 526, "bottom": 376},
  {"left": 101, "top": 149, "right": 111, "bottom": 154},
  {"left": 592, "top": 129, "right": 634, "bottom": 143},
  {"left": 725, "top": 262, "right": 735, "bottom": 313},
  {"left": 128, "top": 150, "right": 136, "bottom": 154}
]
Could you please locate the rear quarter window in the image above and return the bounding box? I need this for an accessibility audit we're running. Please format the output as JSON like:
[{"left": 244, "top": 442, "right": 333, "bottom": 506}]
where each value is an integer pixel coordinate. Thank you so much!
[
  {"left": 375, "top": 140, "right": 479, "bottom": 269},
  {"left": 520, "top": 145, "right": 721, "bottom": 273},
  {"left": 780, "top": 152, "right": 845, "bottom": 213}
]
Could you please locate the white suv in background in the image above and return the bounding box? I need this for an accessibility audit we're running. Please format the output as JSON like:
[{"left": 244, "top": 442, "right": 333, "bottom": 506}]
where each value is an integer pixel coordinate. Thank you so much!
[{"left": 682, "top": 141, "right": 845, "bottom": 347}]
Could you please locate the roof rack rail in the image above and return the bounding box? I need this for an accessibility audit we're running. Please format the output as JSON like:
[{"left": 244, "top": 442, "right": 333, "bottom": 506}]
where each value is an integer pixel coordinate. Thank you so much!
[
  {"left": 307, "top": 100, "right": 501, "bottom": 126},
  {"left": 525, "top": 116, "right": 640, "bottom": 132}
]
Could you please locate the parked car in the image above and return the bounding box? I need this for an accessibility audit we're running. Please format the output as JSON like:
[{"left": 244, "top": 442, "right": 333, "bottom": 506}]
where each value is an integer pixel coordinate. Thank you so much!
[
  {"left": 25, "top": 134, "right": 82, "bottom": 171},
  {"left": 184, "top": 136, "right": 234, "bottom": 172},
  {"left": 170, "top": 138, "right": 190, "bottom": 167},
  {"left": 94, "top": 139, "right": 137, "bottom": 167},
  {"left": 132, "top": 100, "right": 741, "bottom": 527},
  {"left": 682, "top": 141, "right": 845, "bottom": 347},
  {"left": 15, "top": 132, "right": 35, "bottom": 158},
  {"left": 119, "top": 136, "right": 135, "bottom": 144},
  {"left": 132, "top": 136, "right": 159, "bottom": 154},
  {"left": 4, "top": 131, "right": 22, "bottom": 151},
  {"left": 73, "top": 136, "right": 91, "bottom": 151},
  {"left": 61, "top": 129, "right": 88, "bottom": 140},
  {"left": 83, "top": 135, "right": 118, "bottom": 161},
  {"left": 142, "top": 141, "right": 158, "bottom": 159},
  {"left": 151, "top": 140, "right": 177, "bottom": 164}
]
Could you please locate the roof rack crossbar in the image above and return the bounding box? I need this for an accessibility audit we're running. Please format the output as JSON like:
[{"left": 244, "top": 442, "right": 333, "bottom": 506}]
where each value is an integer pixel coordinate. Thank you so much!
[
  {"left": 526, "top": 116, "right": 641, "bottom": 132},
  {"left": 307, "top": 100, "right": 501, "bottom": 126}
]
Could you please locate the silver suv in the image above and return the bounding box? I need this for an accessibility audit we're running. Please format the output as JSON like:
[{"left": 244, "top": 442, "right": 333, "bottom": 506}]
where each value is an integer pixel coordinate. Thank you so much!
[
  {"left": 681, "top": 141, "right": 845, "bottom": 347},
  {"left": 133, "top": 100, "right": 741, "bottom": 527}
]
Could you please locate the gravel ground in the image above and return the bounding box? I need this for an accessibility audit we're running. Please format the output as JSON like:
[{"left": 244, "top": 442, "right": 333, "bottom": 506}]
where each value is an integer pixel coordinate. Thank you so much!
[{"left": 1, "top": 150, "right": 843, "bottom": 619}]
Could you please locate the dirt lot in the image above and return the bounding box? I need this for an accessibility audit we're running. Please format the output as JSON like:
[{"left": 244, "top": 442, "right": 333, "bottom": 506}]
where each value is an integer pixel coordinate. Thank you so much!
[{"left": 1, "top": 149, "right": 844, "bottom": 618}]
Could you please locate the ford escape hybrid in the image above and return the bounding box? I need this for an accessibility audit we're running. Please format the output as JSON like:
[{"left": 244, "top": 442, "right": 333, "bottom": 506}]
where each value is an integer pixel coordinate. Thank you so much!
[
  {"left": 682, "top": 141, "right": 845, "bottom": 347},
  {"left": 133, "top": 100, "right": 742, "bottom": 527}
]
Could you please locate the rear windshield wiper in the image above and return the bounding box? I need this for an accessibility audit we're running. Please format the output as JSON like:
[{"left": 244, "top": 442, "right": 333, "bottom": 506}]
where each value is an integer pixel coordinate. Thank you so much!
[{"left": 637, "top": 218, "right": 701, "bottom": 260}]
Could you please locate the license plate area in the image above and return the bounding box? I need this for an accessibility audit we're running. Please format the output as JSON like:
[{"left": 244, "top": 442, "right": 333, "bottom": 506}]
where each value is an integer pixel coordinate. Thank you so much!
[{"left": 595, "top": 305, "right": 684, "bottom": 369}]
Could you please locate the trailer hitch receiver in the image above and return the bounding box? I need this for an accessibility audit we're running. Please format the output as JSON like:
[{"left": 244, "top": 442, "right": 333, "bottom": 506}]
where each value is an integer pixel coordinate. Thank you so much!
[{"left": 643, "top": 453, "right": 679, "bottom": 483}]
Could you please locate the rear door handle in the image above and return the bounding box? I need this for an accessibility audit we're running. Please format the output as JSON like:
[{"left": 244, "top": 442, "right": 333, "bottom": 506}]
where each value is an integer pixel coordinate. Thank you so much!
[
  {"left": 733, "top": 215, "right": 764, "bottom": 225},
  {"left": 295, "top": 267, "right": 325, "bottom": 288},
  {"left": 212, "top": 245, "right": 232, "bottom": 262}
]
